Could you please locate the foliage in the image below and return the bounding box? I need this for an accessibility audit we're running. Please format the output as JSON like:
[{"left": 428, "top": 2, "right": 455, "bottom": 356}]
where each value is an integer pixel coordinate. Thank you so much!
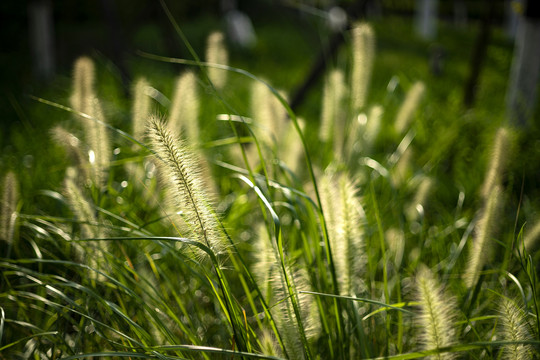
[{"left": 1, "top": 10, "right": 540, "bottom": 360}]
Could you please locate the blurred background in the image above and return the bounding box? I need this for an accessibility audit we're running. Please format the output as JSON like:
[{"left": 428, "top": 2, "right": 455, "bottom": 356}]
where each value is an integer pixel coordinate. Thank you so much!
[{"left": 1, "top": 0, "right": 539, "bottom": 188}]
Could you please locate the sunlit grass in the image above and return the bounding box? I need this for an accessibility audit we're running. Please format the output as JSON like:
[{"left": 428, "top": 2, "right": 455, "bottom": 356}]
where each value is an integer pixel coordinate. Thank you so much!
[{"left": 1, "top": 11, "right": 540, "bottom": 360}]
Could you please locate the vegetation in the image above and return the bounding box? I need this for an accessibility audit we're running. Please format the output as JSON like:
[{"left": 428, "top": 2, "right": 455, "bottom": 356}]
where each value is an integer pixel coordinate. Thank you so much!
[{"left": 1, "top": 9, "right": 540, "bottom": 360}]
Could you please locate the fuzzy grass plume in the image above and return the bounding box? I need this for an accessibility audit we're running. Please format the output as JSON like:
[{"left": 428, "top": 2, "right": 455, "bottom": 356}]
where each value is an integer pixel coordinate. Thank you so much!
[
  {"left": 350, "top": 22, "right": 375, "bottom": 112},
  {"left": 205, "top": 31, "right": 228, "bottom": 90},
  {"left": 394, "top": 81, "right": 425, "bottom": 135},
  {"left": 132, "top": 77, "right": 153, "bottom": 141},
  {"left": 70, "top": 56, "right": 95, "bottom": 114},
  {"left": 250, "top": 79, "right": 288, "bottom": 146},
  {"left": 524, "top": 220, "right": 540, "bottom": 253},
  {"left": 320, "top": 69, "right": 346, "bottom": 146},
  {"left": 1, "top": 171, "right": 18, "bottom": 246},
  {"left": 147, "top": 115, "right": 225, "bottom": 258},
  {"left": 464, "top": 185, "right": 503, "bottom": 289},
  {"left": 253, "top": 224, "right": 319, "bottom": 359},
  {"left": 481, "top": 127, "right": 511, "bottom": 200},
  {"left": 168, "top": 71, "right": 200, "bottom": 142},
  {"left": 320, "top": 171, "right": 366, "bottom": 295},
  {"left": 498, "top": 297, "right": 534, "bottom": 360},
  {"left": 70, "top": 56, "right": 111, "bottom": 188},
  {"left": 415, "top": 265, "right": 458, "bottom": 360}
]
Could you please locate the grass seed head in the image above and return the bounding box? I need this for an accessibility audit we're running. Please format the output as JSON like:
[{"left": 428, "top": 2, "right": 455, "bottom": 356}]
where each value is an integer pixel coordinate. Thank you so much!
[
  {"left": 394, "top": 81, "right": 425, "bottom": 135},
  {"left": 498, "top": 297, "right": 534, "bottom": 360},
  {"left": 1, "top": 171, "right": 19, "bottom": 245},
  {"left": 147, "top": 116, "right": 226, "bottom": 259},
  {"left": 464, "top": 184, "right": 503, "bottom": 289},
  {"left": 132, "top": 77, "right": 153, "bottom": 141},
  {"left": 70, "top": 56, "right": 96, "bottom": 114},
  {"left": 206, "top": 31, "right": 228, "bottom": 90},
  {"left": 481, "top": 127, "right": 511, "bottom": 200},
  {"left": 415, "top": 265, "right": 458, "bottom": 360},
  {"left": 351, "top": 22, "right": 375, "bottom": 111},
  {"left": 168, "top": 71, "right": 200, "bottom": 142}
]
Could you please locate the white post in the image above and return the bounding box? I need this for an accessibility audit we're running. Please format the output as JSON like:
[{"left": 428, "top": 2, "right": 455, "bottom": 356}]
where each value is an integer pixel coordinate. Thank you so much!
[
  {"left": 506, "top": 7, "right": 540, "bottom": 126},
  {"left": 505, "top": 0, "right": 522, "bottom": 39},
  {"left": 28, "top": 0, "right": 55, "bottom": 80},
  {"left": 416, "top": 0, "right": 438, "bottom": 40}
]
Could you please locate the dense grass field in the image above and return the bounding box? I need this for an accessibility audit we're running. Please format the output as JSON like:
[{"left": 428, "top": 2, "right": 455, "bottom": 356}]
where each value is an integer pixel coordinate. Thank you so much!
[{"left": 1, "top": 7, "right": 540, "bottom": 359}]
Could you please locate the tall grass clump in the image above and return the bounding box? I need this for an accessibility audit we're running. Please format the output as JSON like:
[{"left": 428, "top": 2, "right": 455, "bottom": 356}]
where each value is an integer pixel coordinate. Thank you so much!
[{"left": 2, "top": 14, "right": 540, "bottom": 360}]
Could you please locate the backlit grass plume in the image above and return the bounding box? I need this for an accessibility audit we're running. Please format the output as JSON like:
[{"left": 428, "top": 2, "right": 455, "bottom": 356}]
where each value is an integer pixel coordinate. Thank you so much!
[
  {"left": 254, "top": 225, "right": 319, "bottom": 359},
  {"left": 251, "top": 79, "right": 288, "bottom": 146},
  {"left": 70, "top": 56, "right": 111, "bottom": 188},
  {"left": 498, "top": 297, "right": 535, "bottom": 360},
  {"left": 132, "top": 77, "right": 153, "bottom": 141},
  {"left": 1, "top": 171, "right": 18, "bottom": 246},
  {"left": 205, "top": 31, "right": 228, "bottom": 90},
  {"left": 464, "top": 185, "right": 502, "bottom": 289},
  {"left": 168, "top": 71, "right": 200, "bottom": 142},
  {"left": 320, "top": 69, "right": 346, "bottom": 148},
  {"left": 524, "top": 219, "right": 540, "bottom": 253},
  {"left": 415, "top": 265, "right": 458, "bottom": 359},
  {"left": 394, "top": 81, "right": 425, "bottom": 135},
  {"left": 481, "top": 127, "right": 511, "bottom": 200},
  {"left": 350, "top": 22, "right": 375, "bottom": 112},
  {"left": 70, "top": 56, "right": 95, "bottom": 113},
  {"left": 320, "top": 171, "right": 366, "bottom": 295},
  {"left": 147, "top": 115, "right": 225, "bottom": 258}
]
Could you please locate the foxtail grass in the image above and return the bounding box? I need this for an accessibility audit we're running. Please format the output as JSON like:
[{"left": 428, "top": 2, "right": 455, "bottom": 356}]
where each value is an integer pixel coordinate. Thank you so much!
[
  {"left": 498, "top": 297, "right": 535, "bottom": 360},
  {"left": 70, "top": 56, "right": 95, "bottom": 114},
  {"left": 147, "top": 115, "right": 226, "bottom": 258},
  {"left": 320, "top": 69, "right": 346, "bottom": 148},
  {"left": 205, "top": 31, "right": 228, "bottom": 90},
  {"left": 415, "top": 266, "right": 458, "bottom": 360},
  {"left": 464, "top": 185, "right": 503, "bottom": 289},
  {"left": 1, "top": 171, "right": 18, "bottom": 248},
  {"left": 250, "top": 79, "right": 288, "bottom": 147},
  {"left": 394, "top": 81, "right": 425, "bottom": 135},
  {"left": 350, "top": 22, "right": 375, "bottom": 112},
  {"left": 70, "top": 56, "right": 111, "bottom": 188},
  {"left": 523, "top": 220, "right": 540, "bottom": 253},
  {"left": 132, "top": 77, "right": 153, "bottom": 141},
  {"left": 320, "top": 172, "right": 366, "bottom": 296},
  {"left": 168, "top": 71, "right": 200, "bottom": 142},
  {"left": 481, "top": 127, "right": 511, "bottom": 200}
]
